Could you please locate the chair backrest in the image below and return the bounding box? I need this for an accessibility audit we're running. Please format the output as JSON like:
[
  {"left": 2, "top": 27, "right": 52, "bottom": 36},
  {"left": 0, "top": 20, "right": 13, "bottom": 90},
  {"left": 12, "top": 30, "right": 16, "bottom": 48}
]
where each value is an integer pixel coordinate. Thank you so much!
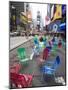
[
  {"left": 43, "top": 36, "right": 46, "bottom": 40},
  {"left": 43, "top": 36, "right": 46, "bottom": 44},
  {"left": 52, "top": 44, "right": 57, "bottom": 51},
  {"left": 34, "top": 39, "right": 39, "bottom": 46},
  {"left": 52, "top": 56, "right": 60, "bottom": 69},
  {"left": 39, "top": 42, "right": 44, "bottom": 48},
  {"left": 43, "top": 48, "right": 49, "bottom": 60},
  {"left": 52, "top": 37, "right": 55, "bottom": 42},
  {"left": 10, "top": 63, "right": 21, "bottom": 73},
  {"left": 58, "top": 41, "right": 62, "bottom": 48},
  {"left": 62, "top": 40, "right": 64, "bottom": 45},
  {"left": 56, "top": 56, "right": 60, "bottom": 64},
  {"left": 17, "top": 48, "right": 26, "bottom": 59},
  {"left": 33, "top": 36, "right": 39, "bottom": 46}
]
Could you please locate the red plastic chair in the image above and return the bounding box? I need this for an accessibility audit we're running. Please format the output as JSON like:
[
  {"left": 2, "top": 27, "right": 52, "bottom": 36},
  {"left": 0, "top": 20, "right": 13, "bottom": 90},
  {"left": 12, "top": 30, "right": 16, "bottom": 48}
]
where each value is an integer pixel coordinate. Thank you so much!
[
  {"left": 58, "top": 42, "right": 62, "bottom": 48},
  {"left": 43, "top": 48, "right": 49, "bottom": 60},
  {"left": 10, "top": 73, "right": 33, "bottom": 88},
  {"left": 10, "top": 63, "right": 22, "bottom": 73},
  {"left": 37, "top": 48, "right": 49, "bottom": 66}
]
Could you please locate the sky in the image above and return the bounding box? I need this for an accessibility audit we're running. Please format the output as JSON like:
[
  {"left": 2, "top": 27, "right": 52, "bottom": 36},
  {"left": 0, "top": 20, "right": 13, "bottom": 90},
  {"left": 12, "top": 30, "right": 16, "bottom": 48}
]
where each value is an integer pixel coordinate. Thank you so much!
[{"left": 30, "top": 3, "right": 47, "bottom": 26}]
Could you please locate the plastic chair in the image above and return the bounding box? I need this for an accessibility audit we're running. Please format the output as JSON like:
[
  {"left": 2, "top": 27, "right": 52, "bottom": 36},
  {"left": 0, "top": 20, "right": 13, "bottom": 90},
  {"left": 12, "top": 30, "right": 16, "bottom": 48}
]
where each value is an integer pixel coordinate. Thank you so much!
[
  {"left": 52, "top": 37, "right": 58, "bottom": 47},
  {"left": 58, "top": 42, "right": 62, "bottom": 48},
  {"left": 43, "top": 36, "right": 46, "bottom": 46},
  {"left": 32, "top": 45, "right": 40, "bottom": 56},
  {"left": 41, "top": 56, "right": 61, "bottom": 76},
  {"left": 52, "top": 37, "right": 55, "bottom": 43},
  {"left": 10, "top": 63, "right": 22, "bottom": 74},
  {"left": 51, "top": 44, "right": 58, "bottom": 56},
  {"left": 46, "top": 46, "right": 52, "bottom": 52},
  {"left": 33, "top": 37, "right": 43, "bottom": 56},
  {"left": 51, "top": 50, "right": 57, "bottom": 56},
  {"left": 36, "top": 47, "right": 49, "bottom": 66},
  {"left": 33, "top": 35, "right": 39, "bottom": 47},
  {"left": 58, "top": 40, "right": 62, "bottom": 48},
  {"left": 43, "top": 48, "right": 49, "bottom": 60},
  {"left": 45, "top": 46, "right": 52, "bottom": 56},
  {"left": 39, "top": 42, "right": 45, "bottom": 49},
  {"left": 62, "top": 40, "right": 65, "bottom": 48},
  {"left": 17, "top": 48, "right": 29, "bottom": 66},
  {"left": 10, "top": 72, "right": 33, "bottom": 88}
]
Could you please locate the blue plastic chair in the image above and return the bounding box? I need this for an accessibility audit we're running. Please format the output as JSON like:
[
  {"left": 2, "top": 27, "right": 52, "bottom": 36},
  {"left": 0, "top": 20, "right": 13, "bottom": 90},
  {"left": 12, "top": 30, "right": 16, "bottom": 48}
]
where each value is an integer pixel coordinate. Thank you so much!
[
  {"left": 41, "top": 56, "right": 61, "bottom": 76},
  {"left": 33, "top": 36, "right": 44, "bottom": 55},
  {"left": 52, "top": 37, "right": 55, "bottom": 43}
]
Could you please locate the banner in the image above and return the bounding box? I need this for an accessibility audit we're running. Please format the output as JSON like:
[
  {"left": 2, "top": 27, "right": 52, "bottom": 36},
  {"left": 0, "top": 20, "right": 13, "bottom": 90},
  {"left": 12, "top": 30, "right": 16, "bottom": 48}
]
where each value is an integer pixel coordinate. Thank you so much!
[{"left": 53, "top": 5, "right": 62, "bottom": 21}]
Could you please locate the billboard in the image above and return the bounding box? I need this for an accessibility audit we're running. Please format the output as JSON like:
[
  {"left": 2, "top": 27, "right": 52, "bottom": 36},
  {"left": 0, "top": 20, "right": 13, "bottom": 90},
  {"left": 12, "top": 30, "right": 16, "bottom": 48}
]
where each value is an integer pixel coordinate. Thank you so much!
[{"left": 52, "top": 5, "right": 62, "bottom": 21}]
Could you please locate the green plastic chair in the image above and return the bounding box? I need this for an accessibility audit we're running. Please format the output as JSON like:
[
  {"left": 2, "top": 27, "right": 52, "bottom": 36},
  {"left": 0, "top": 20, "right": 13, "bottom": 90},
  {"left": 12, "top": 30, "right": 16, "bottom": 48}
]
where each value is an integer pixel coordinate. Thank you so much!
[
  {"left": 53, "top": 44, "right": 58, "bottom": 51},
  {"left": 62, "top": 40, "right": 65, "bottom": 48},
  {"left": 51, "top": 45, "right": 58, "bottom": 56},
  {"left": 51, "top": 50, "right": 57, "bottom": 56},
  {"left": 17, "top": 48, "right": 29, "bottom": 66},
  {"left": 43, "top": 36, "right": 46, "bottom": 46}
]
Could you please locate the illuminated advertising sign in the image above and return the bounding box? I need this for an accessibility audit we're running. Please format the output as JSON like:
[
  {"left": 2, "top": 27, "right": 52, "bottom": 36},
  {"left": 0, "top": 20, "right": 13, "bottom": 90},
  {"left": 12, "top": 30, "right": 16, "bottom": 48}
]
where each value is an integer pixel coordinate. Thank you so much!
[{"left": 52, "top": 5, "right": 62, "bottom": 21}]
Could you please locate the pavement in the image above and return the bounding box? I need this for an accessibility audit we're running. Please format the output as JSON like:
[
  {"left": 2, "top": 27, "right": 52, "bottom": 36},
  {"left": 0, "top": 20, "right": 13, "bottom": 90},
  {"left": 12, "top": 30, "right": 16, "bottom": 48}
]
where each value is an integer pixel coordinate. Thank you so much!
[
  {"left": 10, "top": 36, "right": 33, "bottom": 50},
  {"left": 9, "top": 36, "right": 66, "bottom": 87}
]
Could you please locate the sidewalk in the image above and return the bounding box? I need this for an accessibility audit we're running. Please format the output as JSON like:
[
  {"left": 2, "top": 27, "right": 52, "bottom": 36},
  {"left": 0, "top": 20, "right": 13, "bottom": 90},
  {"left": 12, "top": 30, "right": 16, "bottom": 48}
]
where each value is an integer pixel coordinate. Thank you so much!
[{"left": 10, "top": 36, "right": 33, "bottom": 50}]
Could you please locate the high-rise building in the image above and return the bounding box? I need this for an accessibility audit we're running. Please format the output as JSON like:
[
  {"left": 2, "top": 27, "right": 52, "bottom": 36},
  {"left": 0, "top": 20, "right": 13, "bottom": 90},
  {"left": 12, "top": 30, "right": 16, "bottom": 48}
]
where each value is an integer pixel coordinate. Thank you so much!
[
  {"left": 36, "top": 11, "right": 41, "bottom": 31},
  {"left": 10, "top": 2, "right": 25, "bottom": 32}
]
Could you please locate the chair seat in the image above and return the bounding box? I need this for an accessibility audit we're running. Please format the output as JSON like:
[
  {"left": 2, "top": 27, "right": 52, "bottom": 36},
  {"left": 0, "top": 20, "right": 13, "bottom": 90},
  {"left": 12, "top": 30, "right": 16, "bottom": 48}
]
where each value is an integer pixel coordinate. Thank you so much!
[
  {"left": 30, "top": 52, "right": 34, "bottom": 60},
  {"left": 20, "top": 58, "right": 29, "bottom": 62},
  {"left": 10, "top": 73, "right": 33, "bottom": 88},
  {"left": 23, "top": 74, "right": 33, "bottom": 86},
  {"left": 42, "top": 66, "right": 55, "bottom": 75}
]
